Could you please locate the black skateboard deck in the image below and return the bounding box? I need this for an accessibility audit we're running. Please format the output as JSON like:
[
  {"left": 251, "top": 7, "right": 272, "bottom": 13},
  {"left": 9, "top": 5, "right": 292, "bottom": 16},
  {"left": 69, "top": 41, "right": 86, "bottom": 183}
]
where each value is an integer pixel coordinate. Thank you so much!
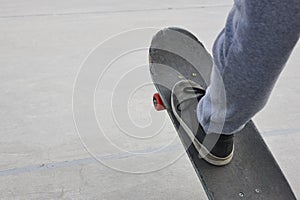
[{"left": 149, "top": 27, "right": 296, "bottom": 200}]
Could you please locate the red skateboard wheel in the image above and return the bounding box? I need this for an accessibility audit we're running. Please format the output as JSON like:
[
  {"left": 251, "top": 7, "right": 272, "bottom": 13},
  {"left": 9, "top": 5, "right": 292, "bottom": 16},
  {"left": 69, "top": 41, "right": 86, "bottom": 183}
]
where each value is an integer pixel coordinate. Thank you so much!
[{"left": 153, "top": 93, "right": 166, "bottom": 111}]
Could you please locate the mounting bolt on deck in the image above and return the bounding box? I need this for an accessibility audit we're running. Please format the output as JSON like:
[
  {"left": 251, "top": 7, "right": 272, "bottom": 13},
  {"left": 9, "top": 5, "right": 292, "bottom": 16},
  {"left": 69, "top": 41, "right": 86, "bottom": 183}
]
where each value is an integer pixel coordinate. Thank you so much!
[
  {"left": 255, "top": 188, "right": 261, "bottom": 193},
  {"left": 239, "top": 192, "right": 244, "bottom": 198}
]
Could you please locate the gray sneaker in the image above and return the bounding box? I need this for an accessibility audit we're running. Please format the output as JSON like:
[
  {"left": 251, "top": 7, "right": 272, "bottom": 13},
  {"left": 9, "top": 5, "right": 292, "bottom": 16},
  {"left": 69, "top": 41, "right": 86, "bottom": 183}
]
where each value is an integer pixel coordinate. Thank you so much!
[{"left": 171, "top": 80, "right": 234, "bottom": 166}]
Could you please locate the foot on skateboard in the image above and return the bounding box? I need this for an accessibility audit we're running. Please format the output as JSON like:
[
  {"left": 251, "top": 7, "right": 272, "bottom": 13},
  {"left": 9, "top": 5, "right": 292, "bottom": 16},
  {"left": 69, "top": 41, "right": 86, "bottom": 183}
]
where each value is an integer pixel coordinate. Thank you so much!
[{"left": 149, "top": 27, "right": 296, "bottom": 200}]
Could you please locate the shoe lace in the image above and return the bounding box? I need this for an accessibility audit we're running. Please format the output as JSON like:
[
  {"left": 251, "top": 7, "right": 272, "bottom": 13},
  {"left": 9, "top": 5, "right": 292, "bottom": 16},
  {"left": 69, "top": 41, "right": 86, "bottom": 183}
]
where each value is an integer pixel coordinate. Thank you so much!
[{"left": 177, "top": 87, "right": 205, "bottom": 111}]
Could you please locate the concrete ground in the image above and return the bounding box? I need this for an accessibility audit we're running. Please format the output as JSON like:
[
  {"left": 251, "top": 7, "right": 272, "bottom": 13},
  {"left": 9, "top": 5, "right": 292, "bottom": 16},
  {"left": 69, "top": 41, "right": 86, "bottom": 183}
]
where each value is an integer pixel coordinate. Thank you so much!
[{"left": 0, "top": 0, "right": 299, "bottom": 199}]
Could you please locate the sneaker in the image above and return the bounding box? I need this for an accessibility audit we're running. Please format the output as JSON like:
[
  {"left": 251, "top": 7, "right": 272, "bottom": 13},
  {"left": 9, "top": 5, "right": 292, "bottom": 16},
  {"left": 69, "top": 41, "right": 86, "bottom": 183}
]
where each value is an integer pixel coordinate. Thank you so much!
[{"left": 171, "top": 80, "right": 234, "bottom": 166}]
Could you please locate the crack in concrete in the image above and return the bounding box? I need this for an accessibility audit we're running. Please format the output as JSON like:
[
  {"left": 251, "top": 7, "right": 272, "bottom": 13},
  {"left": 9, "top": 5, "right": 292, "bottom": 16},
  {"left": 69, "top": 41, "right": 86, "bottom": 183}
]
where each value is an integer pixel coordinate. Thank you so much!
[{"left": 0, "top": 4, "right": 232, "bottom": 19}]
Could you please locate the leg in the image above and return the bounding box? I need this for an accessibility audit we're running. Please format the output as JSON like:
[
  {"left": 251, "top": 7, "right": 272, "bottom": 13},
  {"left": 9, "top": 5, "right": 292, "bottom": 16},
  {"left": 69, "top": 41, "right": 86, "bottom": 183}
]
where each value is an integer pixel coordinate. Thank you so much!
[{"left": 198, "top": 0, "right": 300, "bottom": 134}]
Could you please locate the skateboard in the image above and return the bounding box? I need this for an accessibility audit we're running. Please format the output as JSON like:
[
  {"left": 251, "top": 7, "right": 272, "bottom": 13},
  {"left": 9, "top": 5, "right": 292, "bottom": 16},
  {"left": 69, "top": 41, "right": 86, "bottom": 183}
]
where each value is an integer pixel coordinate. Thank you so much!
[{"left": 149, "top": 27, "right": 296, "bottom": 200}]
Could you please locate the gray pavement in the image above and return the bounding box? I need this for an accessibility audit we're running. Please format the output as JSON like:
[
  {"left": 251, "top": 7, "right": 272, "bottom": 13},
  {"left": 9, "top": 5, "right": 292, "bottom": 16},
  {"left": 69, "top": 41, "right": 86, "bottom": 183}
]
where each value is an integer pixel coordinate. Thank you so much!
[{"left": 0, "top": 0, "right": 299, "bottom": 199}]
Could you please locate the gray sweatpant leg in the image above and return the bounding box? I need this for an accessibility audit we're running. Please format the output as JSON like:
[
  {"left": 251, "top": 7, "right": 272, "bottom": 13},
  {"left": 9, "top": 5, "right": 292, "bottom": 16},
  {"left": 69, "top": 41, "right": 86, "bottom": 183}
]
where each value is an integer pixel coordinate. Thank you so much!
[{"left": 198, "top": 0, "right": 300, "bottom": 135}]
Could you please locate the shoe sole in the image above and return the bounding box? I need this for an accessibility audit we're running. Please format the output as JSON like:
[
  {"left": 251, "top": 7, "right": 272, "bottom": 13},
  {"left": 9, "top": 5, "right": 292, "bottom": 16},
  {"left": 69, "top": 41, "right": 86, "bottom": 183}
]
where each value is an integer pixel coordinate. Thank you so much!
[{"left": 171, "top": 81, "right": 234, "bottom": 166}]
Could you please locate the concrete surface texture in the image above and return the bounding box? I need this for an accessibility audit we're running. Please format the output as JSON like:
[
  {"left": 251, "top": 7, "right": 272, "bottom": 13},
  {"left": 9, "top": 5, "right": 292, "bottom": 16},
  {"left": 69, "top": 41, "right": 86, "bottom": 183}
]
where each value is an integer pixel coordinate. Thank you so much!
[{"left": 0, "top": 0, "right": 299, "bottom": 199}]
